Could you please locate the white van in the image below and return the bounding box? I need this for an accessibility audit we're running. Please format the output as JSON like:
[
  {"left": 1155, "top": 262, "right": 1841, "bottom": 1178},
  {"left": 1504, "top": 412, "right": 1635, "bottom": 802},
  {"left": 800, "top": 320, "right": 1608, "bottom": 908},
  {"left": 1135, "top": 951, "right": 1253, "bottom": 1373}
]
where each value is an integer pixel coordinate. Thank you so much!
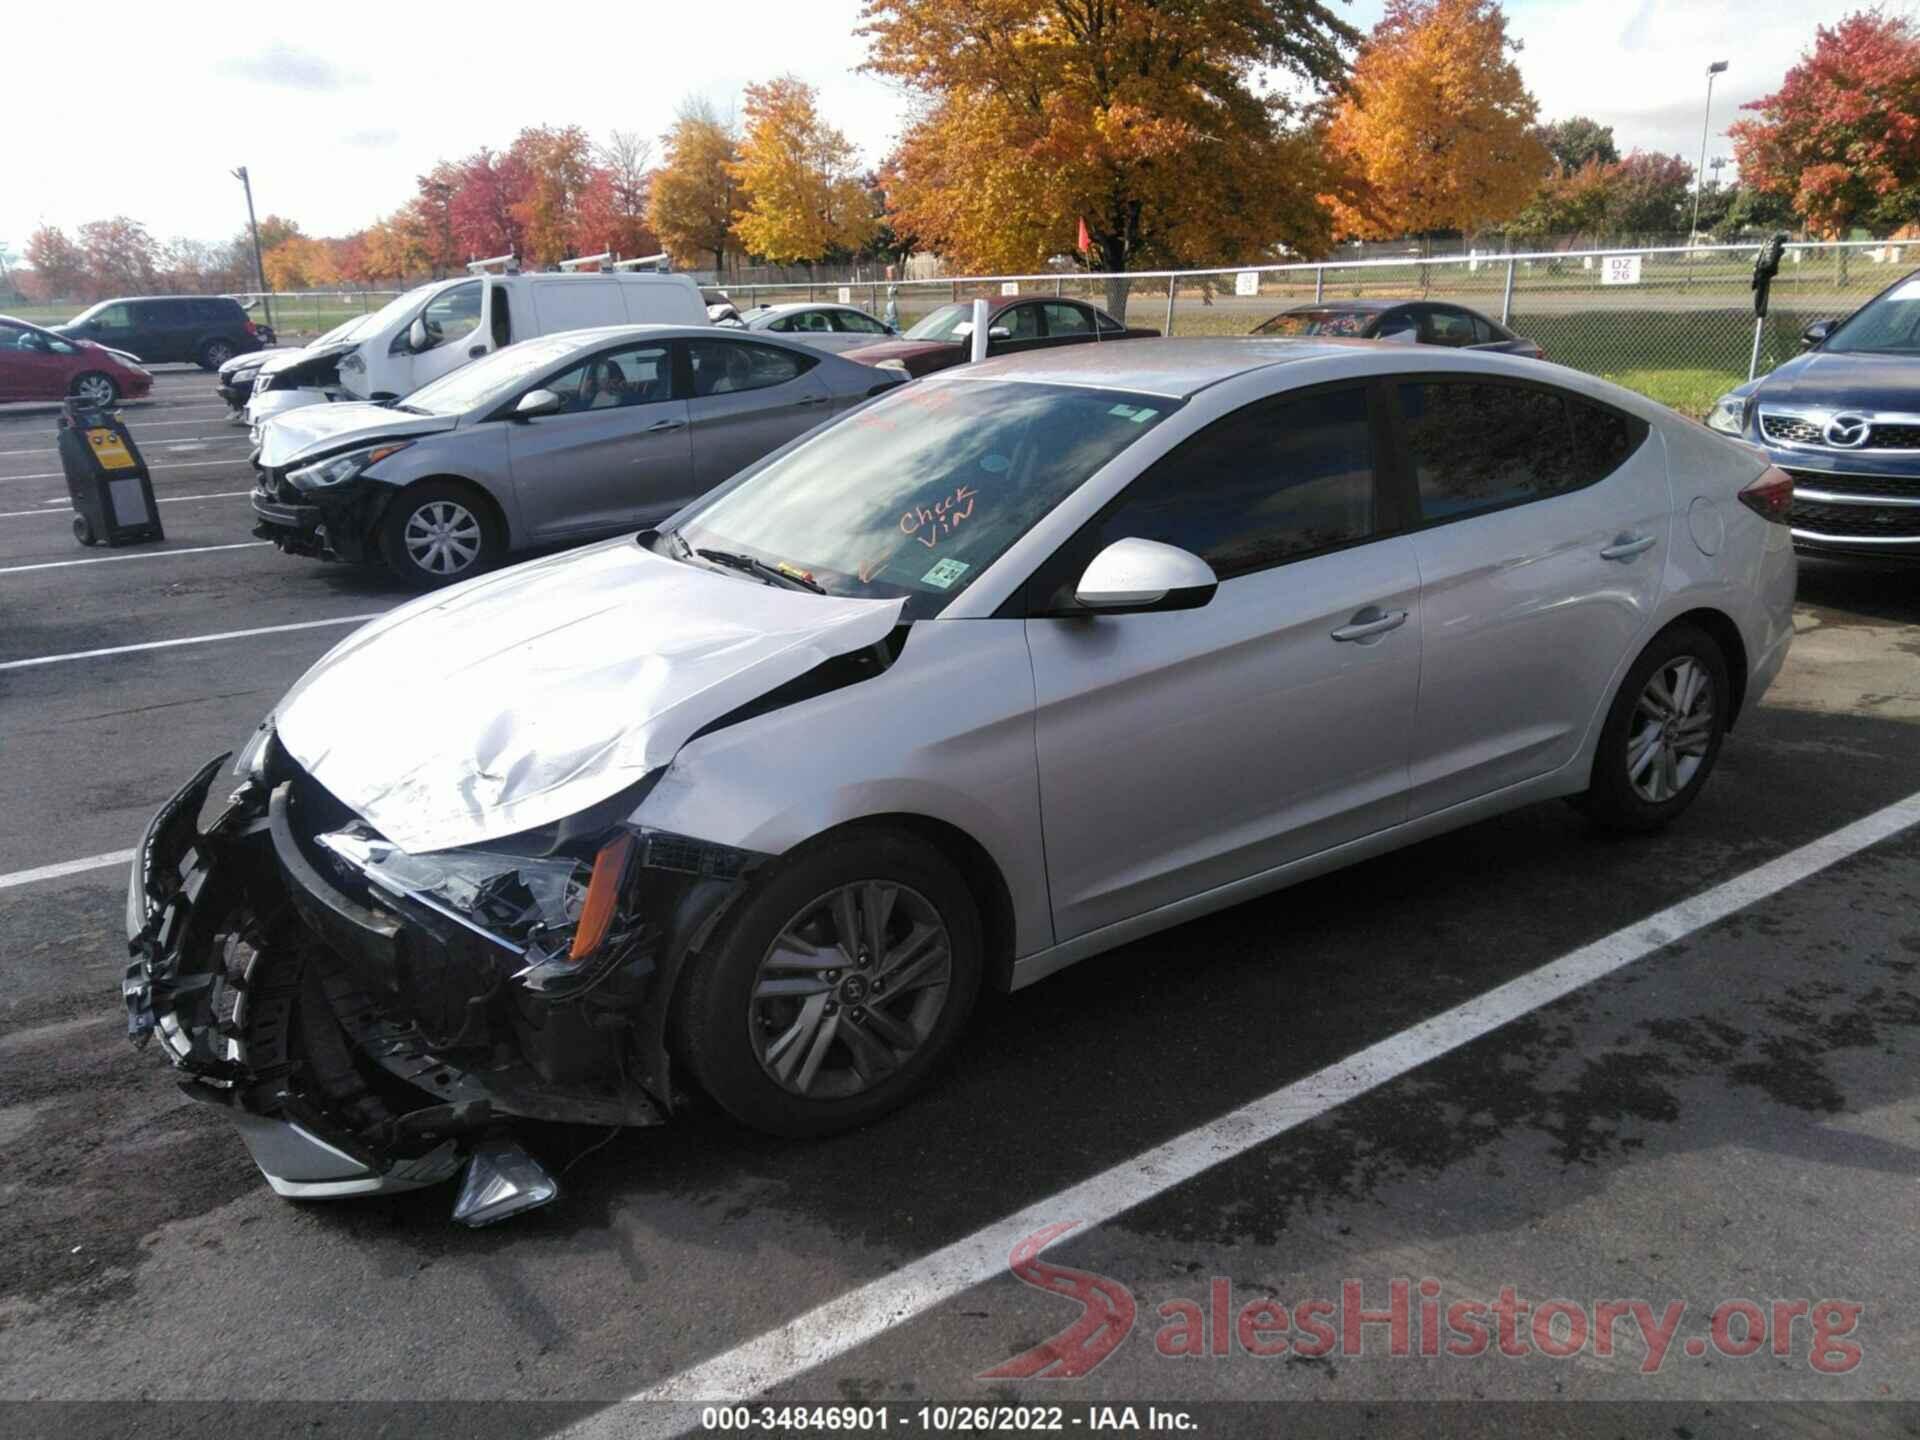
[{"left": 245, "top": 272, "right": 706, "bottom": 429}]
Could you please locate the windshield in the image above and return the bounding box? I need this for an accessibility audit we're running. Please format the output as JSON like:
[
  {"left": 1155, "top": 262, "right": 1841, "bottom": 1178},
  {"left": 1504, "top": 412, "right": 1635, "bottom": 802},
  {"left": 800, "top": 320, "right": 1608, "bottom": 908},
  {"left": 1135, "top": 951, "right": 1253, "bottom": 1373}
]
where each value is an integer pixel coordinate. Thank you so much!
[
  {"left": 1824, "top": 275, "right": 1920, "bottom": 355},
  {"left": 402, "top": 334, "right": 583, "bottom": 415},
  {"left": 1252, "top": 308, "right": 1372, "bottom": 337},
  {"left": 671, "top": 379, "right": 1178, "bottom": 619},
  {"left": 903, "top": 304, "right": 974, "bottom": 342}
]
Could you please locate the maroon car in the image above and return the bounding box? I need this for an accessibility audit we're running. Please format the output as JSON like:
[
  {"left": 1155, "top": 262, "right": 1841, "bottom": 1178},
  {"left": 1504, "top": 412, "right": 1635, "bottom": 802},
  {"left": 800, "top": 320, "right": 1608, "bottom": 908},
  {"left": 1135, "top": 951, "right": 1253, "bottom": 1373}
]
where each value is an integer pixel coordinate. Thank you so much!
[
  {"left": 842, "top": 294, "right": 1158, "bottom": 377},
  {"left": 1251, "top": 299, "right": 1544, "bottom": 359},
  {"left": 0, "top": 314, "right": 153, "bottom": 405}
]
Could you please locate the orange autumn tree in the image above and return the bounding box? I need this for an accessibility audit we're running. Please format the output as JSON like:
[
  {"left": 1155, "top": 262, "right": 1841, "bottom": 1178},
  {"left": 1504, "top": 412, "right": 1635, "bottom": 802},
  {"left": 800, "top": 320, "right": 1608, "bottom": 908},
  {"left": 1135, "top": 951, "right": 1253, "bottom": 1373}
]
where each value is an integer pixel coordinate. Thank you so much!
[
  {"left": 864, "top": 0, "right": 1357, "bottom": 318},
  {"left": 730, "top": 76, "right": 877, "bottom": 265},
  {"left": 1322, "top": 0, "right": 1546, "bottom": 239}
]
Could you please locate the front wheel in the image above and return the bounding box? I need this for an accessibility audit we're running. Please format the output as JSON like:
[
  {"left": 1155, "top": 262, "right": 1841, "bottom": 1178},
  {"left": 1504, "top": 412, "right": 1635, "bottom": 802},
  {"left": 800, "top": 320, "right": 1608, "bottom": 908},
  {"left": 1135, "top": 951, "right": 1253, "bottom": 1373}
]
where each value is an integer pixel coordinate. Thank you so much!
[
  {"left": 70, "top": 372, "right": 119, "bottom": 407},
  {"left": 678, "top": 828, "right": 984, "bottom": 1138},
  {"left": 1582, "top": 623, "right": 1729, "bottom": 833},
  {"left": 377, "top": 481, "right": 502, "bottom": 589}
]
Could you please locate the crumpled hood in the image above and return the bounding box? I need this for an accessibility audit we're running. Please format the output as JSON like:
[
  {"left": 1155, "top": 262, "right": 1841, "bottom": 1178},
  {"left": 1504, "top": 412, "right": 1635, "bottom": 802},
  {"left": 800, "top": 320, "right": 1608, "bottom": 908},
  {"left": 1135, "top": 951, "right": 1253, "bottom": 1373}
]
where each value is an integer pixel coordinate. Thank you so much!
[
  {"left": 274, "top": 538, "right": 905, "bottom": 853},
  {"left": 1751, "top": 349, "right": 1920, "bottom": 413},
  {"left": 222, "top": 346, "right": 297, "bottom": 379},
  {"left": 257, "top": 338, "right": 359, "bottom": 380},
  {"left": 258, "top": 401, "right": 457, "bottom": 468}
]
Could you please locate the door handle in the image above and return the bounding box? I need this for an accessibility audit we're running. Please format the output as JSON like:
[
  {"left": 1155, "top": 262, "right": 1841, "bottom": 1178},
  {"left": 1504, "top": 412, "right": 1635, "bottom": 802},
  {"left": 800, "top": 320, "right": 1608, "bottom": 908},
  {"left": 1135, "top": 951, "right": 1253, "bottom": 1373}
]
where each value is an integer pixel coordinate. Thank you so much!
[
  {"left": 1330, "top": 606, "right": 1409, "bottom": 643},
  {"left": 645, "top": 418, "right": 686, "bottom": 433},
  {"left": 468, "top": 344, "right": 487, "bottom": 359},
  {"left": 1599, "top": 532, "right": 1657, "bottom": 561}
]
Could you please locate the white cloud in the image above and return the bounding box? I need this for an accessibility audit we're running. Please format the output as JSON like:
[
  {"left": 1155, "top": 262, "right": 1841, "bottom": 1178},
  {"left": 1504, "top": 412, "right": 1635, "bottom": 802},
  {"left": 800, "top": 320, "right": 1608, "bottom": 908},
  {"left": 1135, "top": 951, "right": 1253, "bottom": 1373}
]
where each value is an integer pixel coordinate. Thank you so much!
[{"left": 0, "top": 0, "right": 1866, "bottom": 251}]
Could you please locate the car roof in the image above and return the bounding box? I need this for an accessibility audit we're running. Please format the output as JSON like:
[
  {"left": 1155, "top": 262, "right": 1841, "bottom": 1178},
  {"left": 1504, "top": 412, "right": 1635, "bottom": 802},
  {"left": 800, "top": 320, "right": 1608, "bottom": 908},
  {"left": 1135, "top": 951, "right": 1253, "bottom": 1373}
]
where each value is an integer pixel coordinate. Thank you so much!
[
  {"left": 1285, "top": 299, "right": 1405, "bottom": 313},
  {"left": 942, "top": 336, "right": 1376, "bottom": 398}
]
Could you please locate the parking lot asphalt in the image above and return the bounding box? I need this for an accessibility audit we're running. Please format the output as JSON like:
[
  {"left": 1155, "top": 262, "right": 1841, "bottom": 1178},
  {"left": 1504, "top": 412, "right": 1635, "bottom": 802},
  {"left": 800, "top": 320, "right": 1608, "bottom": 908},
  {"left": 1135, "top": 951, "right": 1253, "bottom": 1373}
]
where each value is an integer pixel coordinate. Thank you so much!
[{"left": 2, "top": 369, "right": 1917, "bottom": 1436}]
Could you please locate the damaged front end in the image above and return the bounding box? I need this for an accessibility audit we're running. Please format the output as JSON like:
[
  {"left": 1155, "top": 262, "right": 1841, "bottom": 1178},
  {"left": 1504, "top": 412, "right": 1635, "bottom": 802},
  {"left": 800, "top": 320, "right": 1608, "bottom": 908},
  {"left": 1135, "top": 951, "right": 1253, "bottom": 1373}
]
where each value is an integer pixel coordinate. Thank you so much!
[{"left": 123, "top": 739, "right": 763, "bottom": 1225}]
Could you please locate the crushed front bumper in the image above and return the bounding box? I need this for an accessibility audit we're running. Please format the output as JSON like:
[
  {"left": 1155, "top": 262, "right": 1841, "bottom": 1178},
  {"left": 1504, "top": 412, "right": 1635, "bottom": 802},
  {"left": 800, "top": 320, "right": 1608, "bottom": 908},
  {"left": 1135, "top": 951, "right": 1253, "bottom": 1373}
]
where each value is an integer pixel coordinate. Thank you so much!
[{"left": 123, "top": 748, "right": 755, "bottom": 1216}]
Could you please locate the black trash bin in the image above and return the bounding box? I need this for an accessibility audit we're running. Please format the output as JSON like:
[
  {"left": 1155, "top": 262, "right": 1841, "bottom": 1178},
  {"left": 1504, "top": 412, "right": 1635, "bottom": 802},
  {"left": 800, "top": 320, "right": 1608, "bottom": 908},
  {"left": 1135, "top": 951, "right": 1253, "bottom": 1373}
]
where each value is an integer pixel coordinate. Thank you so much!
[{"left": 58, "top": 398, "right": 163, "bottom": 547}]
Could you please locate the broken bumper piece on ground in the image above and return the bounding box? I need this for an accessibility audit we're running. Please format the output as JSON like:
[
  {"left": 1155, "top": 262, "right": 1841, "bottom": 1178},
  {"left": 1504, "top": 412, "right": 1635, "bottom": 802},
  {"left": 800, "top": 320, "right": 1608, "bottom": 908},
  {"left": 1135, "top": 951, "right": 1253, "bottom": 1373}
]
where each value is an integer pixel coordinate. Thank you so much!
[{"left": 122, "top": 741, "right": 763, "bottom": 1224}]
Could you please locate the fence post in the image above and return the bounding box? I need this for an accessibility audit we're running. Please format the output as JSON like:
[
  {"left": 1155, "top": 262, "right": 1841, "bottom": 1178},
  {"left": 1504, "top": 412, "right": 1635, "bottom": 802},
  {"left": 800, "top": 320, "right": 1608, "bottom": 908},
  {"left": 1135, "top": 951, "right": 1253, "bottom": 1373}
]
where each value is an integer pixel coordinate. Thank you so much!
[
  {"left": 1315, "top": 267, "right": 1324, "bottom": 303},
  {"left": 1501, "top": 258, "right": 1516, "bottom": 325},
  {"left": 1055, "top": 277, "right": 1064, "bottom": 297},
  {"left": 952, "top": 280, "right": 960, "bottom": 302},
  {"left": 1164, "top": 275, "right": 1177, "bottom": 335}
]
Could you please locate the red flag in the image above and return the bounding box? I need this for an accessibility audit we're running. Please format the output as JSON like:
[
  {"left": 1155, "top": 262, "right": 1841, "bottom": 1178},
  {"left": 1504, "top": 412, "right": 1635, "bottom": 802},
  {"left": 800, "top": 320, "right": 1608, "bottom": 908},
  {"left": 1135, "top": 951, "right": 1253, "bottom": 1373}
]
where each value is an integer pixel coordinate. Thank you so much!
[{"left": 1077, "top": 216, "right": 1092, "bottom": 253}]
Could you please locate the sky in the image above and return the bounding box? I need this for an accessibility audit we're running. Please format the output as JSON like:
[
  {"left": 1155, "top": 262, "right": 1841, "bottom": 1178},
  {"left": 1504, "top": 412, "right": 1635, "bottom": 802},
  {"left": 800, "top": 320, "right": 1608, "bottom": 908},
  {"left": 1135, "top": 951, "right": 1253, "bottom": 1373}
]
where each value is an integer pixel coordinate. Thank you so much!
[{"left": 0, "top": 0, "right": 1872, "bottom": 261}]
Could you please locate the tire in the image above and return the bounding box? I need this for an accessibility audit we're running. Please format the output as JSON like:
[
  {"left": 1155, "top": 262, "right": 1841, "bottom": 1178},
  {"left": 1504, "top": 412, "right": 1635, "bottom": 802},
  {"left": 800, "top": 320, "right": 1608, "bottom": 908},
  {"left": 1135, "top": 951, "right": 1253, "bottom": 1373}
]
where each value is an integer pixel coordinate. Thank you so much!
[
  {"left": 1582, "top": 623, "right": 1730, "bottom": 833},
  {"left": 199, "top": 339, "right": 236, "bottom": 370},
  {"left": 376, "top": 481, "right": 503, "bottom": 589},
  {"left": 72, "top": 515, "right": 96, "bottom": 546},
  {"left": 69, "top": 372, "right": 119, "bottom": 407},
  {"left": 679, "top": 827, "right": 984, "bottom": 1138}
]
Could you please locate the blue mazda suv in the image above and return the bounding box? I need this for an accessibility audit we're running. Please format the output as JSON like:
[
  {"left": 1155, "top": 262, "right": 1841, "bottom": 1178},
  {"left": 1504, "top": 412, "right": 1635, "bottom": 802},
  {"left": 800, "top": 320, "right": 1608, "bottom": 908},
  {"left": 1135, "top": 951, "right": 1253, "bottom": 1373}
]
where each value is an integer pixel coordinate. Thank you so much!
[{"left": 1707, "top": 269, "right": 1920, "bottom": 561}]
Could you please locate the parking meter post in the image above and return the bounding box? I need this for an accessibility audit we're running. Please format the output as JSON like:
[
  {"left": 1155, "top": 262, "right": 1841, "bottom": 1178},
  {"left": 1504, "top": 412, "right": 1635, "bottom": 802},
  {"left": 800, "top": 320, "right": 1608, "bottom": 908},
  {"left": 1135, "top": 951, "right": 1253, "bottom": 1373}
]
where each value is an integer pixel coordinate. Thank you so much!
[
  {"left": 1502, "top": 258, "right": 1516, "bottom": 325},
  {"left": 969, "top": 299, "right": 992, "bottom": 364}
]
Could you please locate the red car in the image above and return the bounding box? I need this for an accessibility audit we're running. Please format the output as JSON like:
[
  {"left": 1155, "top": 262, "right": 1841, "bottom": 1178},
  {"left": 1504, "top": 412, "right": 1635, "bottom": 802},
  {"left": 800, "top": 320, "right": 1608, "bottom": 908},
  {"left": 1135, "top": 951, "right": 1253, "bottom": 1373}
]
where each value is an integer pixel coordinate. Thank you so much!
[
  {"left": 0, "top": 314, "right": 153, "bottom": 405},
  {"left": 842, "top": 294, "right": 1158, "bottom": 377}
]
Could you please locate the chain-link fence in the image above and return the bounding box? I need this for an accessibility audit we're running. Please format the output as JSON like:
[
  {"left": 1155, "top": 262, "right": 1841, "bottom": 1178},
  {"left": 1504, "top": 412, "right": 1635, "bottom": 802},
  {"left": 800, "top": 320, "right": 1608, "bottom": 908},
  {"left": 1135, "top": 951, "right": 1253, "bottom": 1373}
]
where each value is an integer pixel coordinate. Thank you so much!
[{"left": 719, "top": 240, "right": 1904, "bottom": 417}]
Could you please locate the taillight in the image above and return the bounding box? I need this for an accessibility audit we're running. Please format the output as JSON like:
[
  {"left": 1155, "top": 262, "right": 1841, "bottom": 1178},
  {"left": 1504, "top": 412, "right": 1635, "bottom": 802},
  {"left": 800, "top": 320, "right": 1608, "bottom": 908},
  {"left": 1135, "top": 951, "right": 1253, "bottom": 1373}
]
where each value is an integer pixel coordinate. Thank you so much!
[
  {"left": 244, "top": 320, "right": 258, "bottom": 336},
  {"left": 1737, "top": 465, "right": 1795, "bottom": 524}
]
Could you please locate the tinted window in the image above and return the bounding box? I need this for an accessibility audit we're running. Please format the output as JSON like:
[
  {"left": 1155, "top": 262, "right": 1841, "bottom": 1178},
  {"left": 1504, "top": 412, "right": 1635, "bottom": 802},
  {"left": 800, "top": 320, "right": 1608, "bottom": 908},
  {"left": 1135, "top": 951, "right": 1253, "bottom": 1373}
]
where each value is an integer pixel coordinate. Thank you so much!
[
  {"left": 194, "top": 299, "right": 231, "bottom": 323},
  {"left": 1399, "top": 381, "right": 1640, "bottom": 522},
  {"left": 1042, "top": 302, "right": 1092, "bottom": 337},
  {"left": 542, "top": 341, "right": 673, "bottom": 412},
  {"left": 832, "top": 310, "right": 888, "bottom": 334},
  {"left": 1423, "top": 309, "right": 1476, "bottom": 347},
  {"left": 1095, "top": 310, "right": 1125, "bottom": 335},
  {"left": 1253, "top": 308, "right": 1370, "bottom": 338},
  {"left": 688, "top": 338, "right": 814, "bottom": 397},
  {"left": 1000, "top": 304, "right": 1042, "bottom": 340},
  {"left": 1471, "top": 316, "right": 1499, "bottom": 345},
  {"left": 1078, "top": 386, "right": 1378, "bottom": 582}
]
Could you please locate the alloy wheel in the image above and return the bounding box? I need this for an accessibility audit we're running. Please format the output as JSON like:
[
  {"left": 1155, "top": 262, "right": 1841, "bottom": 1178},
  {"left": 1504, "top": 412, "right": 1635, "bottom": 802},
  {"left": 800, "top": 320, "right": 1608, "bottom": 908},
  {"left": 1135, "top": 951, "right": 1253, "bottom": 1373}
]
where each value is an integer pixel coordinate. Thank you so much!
[
  {"left": 205, "top": 342, "right": 234, "bottom": 367},
  {"left": 73, "top": 375, "right": 115, "bottom": 407},
  {"left": 1627, "top": 655, "right": 1715, "bottom": 803},
  {"left": 403, "top": 500, "right": 482, "bottom": 577},
  {"left": 749, "top": 880, "right": 953, "bottom": 1100}
]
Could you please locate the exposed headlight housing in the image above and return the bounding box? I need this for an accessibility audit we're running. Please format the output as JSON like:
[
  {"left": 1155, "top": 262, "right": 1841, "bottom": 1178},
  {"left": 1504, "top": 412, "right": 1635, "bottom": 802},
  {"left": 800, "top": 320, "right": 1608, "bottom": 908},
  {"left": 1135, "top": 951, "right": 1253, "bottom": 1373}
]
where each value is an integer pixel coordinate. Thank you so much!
[
  {"left": 338, "top": 352, "right": 367, "bottom": 375},
  {"left": 1704, "top": 391, "right": 1749, "bottom": 436},
  {"left": 287, "top": 442, "right": 412, "bottom": 490}
]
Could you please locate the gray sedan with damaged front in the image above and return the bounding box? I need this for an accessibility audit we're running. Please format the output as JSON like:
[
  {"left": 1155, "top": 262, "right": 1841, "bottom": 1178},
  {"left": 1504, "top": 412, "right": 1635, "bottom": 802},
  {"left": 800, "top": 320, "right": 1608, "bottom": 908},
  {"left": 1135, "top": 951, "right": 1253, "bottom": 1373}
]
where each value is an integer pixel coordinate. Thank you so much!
[
  {"left": 249, "top": 324, "right": 899, "bottom": 587},
  {"left": 126, "top": 339, "right": 1797, "bottom": 1225}
]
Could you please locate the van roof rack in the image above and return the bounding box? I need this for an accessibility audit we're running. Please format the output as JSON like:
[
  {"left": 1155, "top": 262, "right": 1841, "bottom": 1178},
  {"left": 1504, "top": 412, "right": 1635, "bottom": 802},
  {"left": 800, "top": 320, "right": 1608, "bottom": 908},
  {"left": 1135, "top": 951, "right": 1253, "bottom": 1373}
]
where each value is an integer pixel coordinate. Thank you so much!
[{"left": 465, "top": 253, "right": 520, "bottom": 275}]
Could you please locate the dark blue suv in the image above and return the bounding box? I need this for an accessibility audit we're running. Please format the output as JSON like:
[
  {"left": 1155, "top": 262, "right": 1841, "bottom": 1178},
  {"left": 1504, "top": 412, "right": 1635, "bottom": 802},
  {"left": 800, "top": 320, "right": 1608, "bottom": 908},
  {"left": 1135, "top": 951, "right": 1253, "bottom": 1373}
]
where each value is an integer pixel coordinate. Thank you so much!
[{"left": 1708, "top": 270, "right": 1920, "bottom": 560}]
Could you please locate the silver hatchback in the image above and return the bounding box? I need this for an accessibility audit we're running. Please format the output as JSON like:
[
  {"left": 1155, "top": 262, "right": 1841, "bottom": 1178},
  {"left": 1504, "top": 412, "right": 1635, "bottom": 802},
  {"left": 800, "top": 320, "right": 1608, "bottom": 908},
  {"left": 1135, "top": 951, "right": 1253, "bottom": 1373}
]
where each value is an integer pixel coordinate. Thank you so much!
[{"left": 250, "top": 324, "right": 899, "bottom": 586}]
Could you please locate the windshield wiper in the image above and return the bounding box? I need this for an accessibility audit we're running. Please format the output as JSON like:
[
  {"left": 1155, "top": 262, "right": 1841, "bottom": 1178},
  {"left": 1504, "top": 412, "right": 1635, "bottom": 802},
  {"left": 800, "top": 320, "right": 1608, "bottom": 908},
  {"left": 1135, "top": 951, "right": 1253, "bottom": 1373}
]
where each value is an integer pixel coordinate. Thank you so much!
[{"left": 694, "top": 546, "right": 826, "bottom": 594}]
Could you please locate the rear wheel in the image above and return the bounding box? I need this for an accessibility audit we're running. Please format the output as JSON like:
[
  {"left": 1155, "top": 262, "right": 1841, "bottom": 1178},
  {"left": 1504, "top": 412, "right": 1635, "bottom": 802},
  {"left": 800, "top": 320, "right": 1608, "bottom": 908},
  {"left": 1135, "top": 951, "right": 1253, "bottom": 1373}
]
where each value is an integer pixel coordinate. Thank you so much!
[
  {"left": 69, "top": 372, "right": 118, "bottom": 407},
  {"left": 377, "top": 481, "right": 502, "bottom": 589},
  {"left": 679, "top": 828, "right": 983, "bottom": 1138},
  {"left": 200, "top": 339, "right": 236, "bottom": 370},
  {"left": 1582, "top": 623, "right": 1729, "bottom": 833}
]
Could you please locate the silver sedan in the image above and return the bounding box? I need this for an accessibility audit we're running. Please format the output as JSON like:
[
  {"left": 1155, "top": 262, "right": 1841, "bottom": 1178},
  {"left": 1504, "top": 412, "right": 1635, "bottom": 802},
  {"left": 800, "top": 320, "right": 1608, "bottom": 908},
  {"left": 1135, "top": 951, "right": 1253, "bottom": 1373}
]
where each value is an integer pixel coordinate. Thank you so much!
[
  {"left": 249, "top": 324, "right": 901, "bottom": 586},
  {"left": 733, "top": 301, "right": 899, "bottom": 352},
  {"left": 129, "top": 339, "right": 1796, "bottom": 1219}
]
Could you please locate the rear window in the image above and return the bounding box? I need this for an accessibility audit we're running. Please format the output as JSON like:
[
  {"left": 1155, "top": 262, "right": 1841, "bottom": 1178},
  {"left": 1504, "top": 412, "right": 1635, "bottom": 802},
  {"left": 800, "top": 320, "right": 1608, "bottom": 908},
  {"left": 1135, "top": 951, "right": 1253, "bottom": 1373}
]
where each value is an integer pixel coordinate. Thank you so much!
[{"left": 1253, "top": 308, "right": 1371, "bottom": 338}]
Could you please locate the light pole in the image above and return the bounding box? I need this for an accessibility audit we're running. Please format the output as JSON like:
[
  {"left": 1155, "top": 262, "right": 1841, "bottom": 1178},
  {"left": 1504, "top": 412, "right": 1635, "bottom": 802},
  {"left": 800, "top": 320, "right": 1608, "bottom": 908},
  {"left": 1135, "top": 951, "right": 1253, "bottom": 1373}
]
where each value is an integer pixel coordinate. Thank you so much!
[
  {"left": 1689, "top": 61, "right": 1729, "bottom": 243},
  {"left": 230, "top": 165, "right": 271, "bottom": 330}
]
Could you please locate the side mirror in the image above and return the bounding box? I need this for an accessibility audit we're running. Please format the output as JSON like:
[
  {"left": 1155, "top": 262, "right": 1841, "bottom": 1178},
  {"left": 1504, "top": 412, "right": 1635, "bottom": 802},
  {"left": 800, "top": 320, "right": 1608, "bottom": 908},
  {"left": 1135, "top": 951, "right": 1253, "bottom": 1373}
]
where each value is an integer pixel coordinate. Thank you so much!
[
  {"left": 988, "top": 326, "right": 1012, "bottom": 341},
  {"left": 514, "top": 388, "right": 562, "bottom": 419},
  {"left": 408, "top": 317, "right": 430, "bottom": 352},
  {"left": 1073, "top": 537, "right": 1217, "bottom": 615},
  {"left": 1800, "top": 318, "right": 1837, "bottom": 350}
]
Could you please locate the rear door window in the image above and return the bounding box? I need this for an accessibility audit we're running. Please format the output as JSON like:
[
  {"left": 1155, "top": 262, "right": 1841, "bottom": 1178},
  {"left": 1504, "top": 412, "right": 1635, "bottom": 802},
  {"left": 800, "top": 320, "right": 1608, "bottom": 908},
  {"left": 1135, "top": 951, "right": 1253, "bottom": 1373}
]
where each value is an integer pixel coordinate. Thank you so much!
[
  {"left": 687, "top": 338, "right": 816, "bottom": 397},
  {"left": 832, "top": 310, "right": 888, "bottom": 335},
  {"left": 1421, "top": 309, "right": 1477, "bottom": 347},
  {"left": 1397, "top": 380, "right": 1645, "bottom": 523},
  {"left": 1041, "top": 303, "right": 1092, "bottom": 337}
]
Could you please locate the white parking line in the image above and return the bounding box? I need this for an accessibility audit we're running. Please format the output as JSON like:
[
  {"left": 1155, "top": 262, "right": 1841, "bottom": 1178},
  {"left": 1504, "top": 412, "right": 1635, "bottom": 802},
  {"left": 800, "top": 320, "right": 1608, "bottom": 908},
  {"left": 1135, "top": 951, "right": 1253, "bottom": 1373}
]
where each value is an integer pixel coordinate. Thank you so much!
[
  {"left": 0, "top": 542, "right": 269, "bottom": 575},
  {"left": 0, "top": 491, "right": 251, "bottom": 520},
  {"left": 0, "top": 460, "right": 253, "bottom": 484},
  {"left": 0, "top": 849, "right": 137, "bottom": 892},
  {"left": 0, "top": 436, "right": 251, "bottom": 457},
  {"left": 573, "top": 786, "right": 1920, "bottom": 1431},
  {"left": 0, "top": 612, "right": 381, "bottom": 673}
]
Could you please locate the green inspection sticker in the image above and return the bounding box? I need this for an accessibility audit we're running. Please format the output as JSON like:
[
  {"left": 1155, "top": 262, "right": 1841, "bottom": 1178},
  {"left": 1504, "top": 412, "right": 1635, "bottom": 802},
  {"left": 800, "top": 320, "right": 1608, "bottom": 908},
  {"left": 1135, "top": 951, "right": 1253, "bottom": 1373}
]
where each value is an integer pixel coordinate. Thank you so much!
[
  {"left": 921, "top": 557, "right": 971, "bottom": 589},
  {"left": 1107, "top": 404, "right": 1159, "bottom": 424}
]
